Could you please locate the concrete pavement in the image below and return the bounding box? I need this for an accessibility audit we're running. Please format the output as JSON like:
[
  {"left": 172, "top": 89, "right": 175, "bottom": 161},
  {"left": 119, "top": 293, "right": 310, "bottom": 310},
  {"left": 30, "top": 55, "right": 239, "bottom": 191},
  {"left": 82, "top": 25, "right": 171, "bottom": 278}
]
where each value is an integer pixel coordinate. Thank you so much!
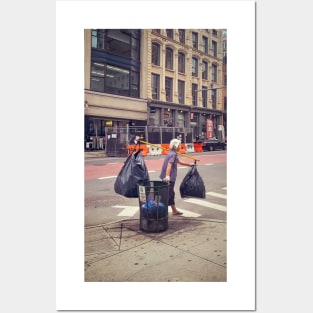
[{"left": 85, "top": 214, "right": 227, "bottom": 282}]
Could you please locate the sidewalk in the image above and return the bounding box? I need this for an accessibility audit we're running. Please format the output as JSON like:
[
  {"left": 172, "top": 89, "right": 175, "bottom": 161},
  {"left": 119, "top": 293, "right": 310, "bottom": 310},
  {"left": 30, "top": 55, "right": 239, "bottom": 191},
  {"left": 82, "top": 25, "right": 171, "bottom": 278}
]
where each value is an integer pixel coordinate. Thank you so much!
[
  {"left": 84, "top": 150, "right": 106, "bottom": 159},
  {"left": 84, "top": 215, "right": 227, "bottom": 282}
]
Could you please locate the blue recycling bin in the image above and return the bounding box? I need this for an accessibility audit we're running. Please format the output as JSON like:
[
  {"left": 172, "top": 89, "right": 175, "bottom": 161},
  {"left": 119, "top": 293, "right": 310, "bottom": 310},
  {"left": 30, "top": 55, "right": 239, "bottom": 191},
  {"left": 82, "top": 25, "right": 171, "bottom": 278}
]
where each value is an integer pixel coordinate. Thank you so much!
[{"left": 137, "top": 181, "right": 169, "bottom": 233}]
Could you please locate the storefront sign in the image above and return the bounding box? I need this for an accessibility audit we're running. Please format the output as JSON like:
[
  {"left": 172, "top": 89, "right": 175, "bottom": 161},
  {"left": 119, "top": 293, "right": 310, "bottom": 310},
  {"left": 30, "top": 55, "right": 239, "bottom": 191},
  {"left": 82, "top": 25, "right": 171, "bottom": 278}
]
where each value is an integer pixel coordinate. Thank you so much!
[{"left": 206, "top": 118, "right": 214, "bottom": 138}]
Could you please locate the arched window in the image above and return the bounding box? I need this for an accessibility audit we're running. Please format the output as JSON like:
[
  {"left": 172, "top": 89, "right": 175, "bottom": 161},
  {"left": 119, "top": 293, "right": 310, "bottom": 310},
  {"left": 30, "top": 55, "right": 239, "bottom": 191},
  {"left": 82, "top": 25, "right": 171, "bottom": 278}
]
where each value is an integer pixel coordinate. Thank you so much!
[
  {"left": 212, "top": 63, "right": 218, "bottom": 82},
  {"left": 192, "top": 32, "right": 198, "bottom": 49},
  {"left": 152, "top": 42, "right": 160, "bottom": 66},
  {"left": 192, "top": 57, "right": 198, "bottom": 77},
  {"left": 166, "top": 47, "right": 173, "bottom": 70},
  {"left": 166, "top": 29, "right": 173, "bottom": 39},
  {"left": 202, "top": 61, "right": 208, "bottom": 80},
  {"left": 178, "top": 52, "right": 185, "bottom": 73}
]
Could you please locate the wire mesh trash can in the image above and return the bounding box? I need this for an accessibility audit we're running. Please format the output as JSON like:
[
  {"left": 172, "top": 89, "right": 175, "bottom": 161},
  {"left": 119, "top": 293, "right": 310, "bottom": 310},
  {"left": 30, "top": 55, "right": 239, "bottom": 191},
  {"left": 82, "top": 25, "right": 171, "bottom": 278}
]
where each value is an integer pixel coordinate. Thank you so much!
[{"left": 137, "top": 181, "right": 169, "bottom": 233}]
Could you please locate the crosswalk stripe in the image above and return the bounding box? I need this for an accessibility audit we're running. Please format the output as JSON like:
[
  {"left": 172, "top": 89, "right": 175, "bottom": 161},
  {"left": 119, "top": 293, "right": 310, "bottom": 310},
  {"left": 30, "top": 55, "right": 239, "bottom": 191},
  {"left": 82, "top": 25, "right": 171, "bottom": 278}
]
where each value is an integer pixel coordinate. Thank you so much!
[
  {"left": 98, "top": 176, "right": 117, "bottom": 180},
  {"left": 113, "top": 205, "right": 139, "bottom": 216},
  {"left": 112, "top": 205, "right": 201, "bottom": 217},
  {"left": 174, "top": 208, "right": 201, "bottom": 217},
  {"left": 184, "top": 198, "right": 227, "bottom": 212},
  {"left": 206, "top": 191, "right": 227, "bottom": 199}
]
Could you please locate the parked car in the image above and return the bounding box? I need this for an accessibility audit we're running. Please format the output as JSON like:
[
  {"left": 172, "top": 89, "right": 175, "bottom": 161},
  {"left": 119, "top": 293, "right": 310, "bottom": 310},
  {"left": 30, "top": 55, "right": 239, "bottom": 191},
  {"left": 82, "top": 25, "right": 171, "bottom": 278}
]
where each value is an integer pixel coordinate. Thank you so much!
[{"left": 202, "top": 138, "right": 227, "bottom": 151}]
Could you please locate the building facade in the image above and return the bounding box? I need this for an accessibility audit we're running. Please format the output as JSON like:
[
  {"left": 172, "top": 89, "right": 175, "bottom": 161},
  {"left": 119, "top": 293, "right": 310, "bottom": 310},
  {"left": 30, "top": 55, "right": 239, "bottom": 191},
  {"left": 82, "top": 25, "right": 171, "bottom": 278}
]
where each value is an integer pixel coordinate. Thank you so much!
[
  {"left": 84, "top": 29, "right": 226, "bottom": 150},
  {"left": 222, "top": 29, "right": 227, "bottom": 142}
]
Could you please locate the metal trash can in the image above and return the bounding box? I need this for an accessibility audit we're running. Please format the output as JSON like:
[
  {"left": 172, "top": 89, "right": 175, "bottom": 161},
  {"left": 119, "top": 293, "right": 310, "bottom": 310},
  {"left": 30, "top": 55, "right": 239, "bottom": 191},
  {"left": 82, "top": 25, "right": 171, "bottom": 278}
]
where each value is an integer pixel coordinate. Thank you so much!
[{"left": 137, "top": 181, "right": 169, "bottom": 233}]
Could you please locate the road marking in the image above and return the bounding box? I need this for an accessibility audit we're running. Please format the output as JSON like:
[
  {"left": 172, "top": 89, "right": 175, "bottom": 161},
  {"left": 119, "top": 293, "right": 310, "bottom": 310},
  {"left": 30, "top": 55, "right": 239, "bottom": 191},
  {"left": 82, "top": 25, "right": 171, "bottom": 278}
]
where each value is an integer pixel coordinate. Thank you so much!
[
  {"left": 205, "top": 163, "right": 213, "bottom": 166},
  {"left": 174, "top": 208, "right": 201, "bottom": 217},
  {"left": 112, "top": 205, "right": 200, "bottom": 217},
  {"left": 206, "top": 191, "right": 227, "bottom": 199},
  {"left": 98, "top": 172, "right": 155, "bottom": 179},
  {"left": 98, "top": 176, "right": 117, "bottom": 180},
  {"left": 184, "top": 198, "right": 227, "bottom": 212},
  {"left": 113, "top": 205, "right": 139, "bottom": 216},
  {"left": 222, "top": 187, "right": 227, "bottom": 190}
]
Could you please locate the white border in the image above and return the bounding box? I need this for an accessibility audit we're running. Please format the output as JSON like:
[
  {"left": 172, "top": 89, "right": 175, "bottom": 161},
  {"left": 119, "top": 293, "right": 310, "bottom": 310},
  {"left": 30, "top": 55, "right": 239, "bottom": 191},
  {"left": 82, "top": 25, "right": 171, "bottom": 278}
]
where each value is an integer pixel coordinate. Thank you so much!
[{"left": 56, "top": 1, "right": 255, "bottom": 310}]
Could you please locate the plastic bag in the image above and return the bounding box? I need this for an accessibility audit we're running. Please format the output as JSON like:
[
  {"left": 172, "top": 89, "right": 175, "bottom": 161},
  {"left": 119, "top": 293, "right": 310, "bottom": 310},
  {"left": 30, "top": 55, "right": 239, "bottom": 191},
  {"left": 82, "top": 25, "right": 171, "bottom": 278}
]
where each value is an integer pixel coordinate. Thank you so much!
[
  {"left": 179, "top": 164, "right": 206, "bottom": 198},
  {"left": 114, "top": 149, "right": 150, "bottom": 197},
  {"left": 141, "top": 196, "right": 166, "bottom": 218}
]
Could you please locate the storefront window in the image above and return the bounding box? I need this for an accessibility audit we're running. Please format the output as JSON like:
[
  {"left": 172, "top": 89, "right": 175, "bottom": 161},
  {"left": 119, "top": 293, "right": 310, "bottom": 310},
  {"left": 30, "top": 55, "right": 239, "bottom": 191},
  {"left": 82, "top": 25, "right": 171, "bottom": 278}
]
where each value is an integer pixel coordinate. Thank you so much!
[
  {"left": 177, "top": 111, "right": 185, "bottom": 128},
  {"left": 148, "top": 107, "right": 160, "bottom": 126},
  {"left": 163, "top": 110, "right": 173, "bottom": 127}
]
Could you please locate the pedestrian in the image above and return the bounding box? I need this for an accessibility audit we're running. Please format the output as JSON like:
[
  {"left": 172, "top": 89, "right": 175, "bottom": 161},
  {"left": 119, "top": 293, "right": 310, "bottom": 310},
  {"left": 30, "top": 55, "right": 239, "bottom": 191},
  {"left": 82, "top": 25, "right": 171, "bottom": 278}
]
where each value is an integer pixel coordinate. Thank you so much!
[{"left": 160, "top": 138, "right": 193, "bottom": 215}]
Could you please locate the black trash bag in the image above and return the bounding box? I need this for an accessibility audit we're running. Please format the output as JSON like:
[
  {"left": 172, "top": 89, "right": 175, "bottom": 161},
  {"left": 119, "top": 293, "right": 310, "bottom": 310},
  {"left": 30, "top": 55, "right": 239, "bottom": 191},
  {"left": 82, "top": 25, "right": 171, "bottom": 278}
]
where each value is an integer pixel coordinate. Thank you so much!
[
  {"left": 179, "top": 164, "right": 206, "bottom": 198},
  {"left": 114, "top": 149, "right": 150, "bottom": 198}
]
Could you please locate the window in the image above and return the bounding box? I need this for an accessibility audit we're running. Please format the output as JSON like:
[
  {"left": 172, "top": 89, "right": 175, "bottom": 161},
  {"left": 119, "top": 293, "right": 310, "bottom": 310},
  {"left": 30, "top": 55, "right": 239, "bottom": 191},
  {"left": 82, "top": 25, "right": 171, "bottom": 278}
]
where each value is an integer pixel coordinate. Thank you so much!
[
  {"left": 223, "top": 51, "right": 227, "bottom": 64},
  {"left": 224, "top": 97, "right": 227, "bottom": 111},
  {"left": 192, "top": 84, "right": 198, "bottom": 106},
  {"left": 192, "top": 32, "right": 198, "bottom": 49},
  {"left": 105, "top": 65, "right": 130, "bottom": 96},
  {"left": 202, "top": 87, "right": 208, "bottom": 108},
  {"left": 177, "top": 111, "right": 185, "bottom": 128},
  {"left": 148, "top": 108, "right": 160, "bottom": 126},
  {"left": 212, "top": 40, "right": 217, "bottom": 57},
  {"left": 212, "top": 29, "right": 218, "bottom": 36},
  {"left": 152, "top": 42, "right": 160, "bottom": 66},
  {"left": 165, "top": 77, "right": 173, "bottom": 102},
  {"left": 92, "top": 29, "right": 105, "bottom": 49},
  {"left": 224, "top": 74, "right": 227, "bottom": 86},
  {"left": 90, "top": 62, "right": 105, "bottom": 92},
  {"left": 91, "top": 29, "right": 140, "bottom": 59},
  {"left": 130, "top": 72, "right": 139, "bottom": 97},
  {"left": 192, "top": 57, "right": 198, "bottom": 77},
  {"left": 166, "top": 47, "right": 173, "bottom": 70},
  {"left": 178, "top": 80, "right": 185, "bottom": 104},
  {"left": 178, "top": 29, "right": 185, "bottom": 44},
  {"left": 202, "top": 36, "right": 208, "bottom": 53},
  {"left": 163, "top": 109, "right": 173, "bottom": 127},
  {"left": 166, "top": 29, "right": 173, "bottom": 39},
  {"left": 151, "top": 73, "right": 160, "bottom": 100},
  {"left": 90, "top": 62, "right": 139, "bottom": 97},
  {"left": 211, "top": 89, "right": 217, "bottom": 109},
  {"left": 212, "top": 64, "right": 217, "bottom": 82},
  {"left": 178, "top": 52, "right": 185, "bottom": 73},
  {"left": 131, "top": 34, "right": 140, "bottom": 61},
  {"left": 202, "top": 61, "right": 208, "bottom": 80}
]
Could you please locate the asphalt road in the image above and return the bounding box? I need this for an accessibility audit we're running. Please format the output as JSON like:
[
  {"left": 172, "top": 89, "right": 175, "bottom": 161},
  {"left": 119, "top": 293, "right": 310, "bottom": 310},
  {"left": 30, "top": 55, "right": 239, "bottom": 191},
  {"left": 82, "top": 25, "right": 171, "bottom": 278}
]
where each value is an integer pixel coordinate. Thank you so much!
[{"left": 85, "top": 151, "right": 227, "bottom": 226}]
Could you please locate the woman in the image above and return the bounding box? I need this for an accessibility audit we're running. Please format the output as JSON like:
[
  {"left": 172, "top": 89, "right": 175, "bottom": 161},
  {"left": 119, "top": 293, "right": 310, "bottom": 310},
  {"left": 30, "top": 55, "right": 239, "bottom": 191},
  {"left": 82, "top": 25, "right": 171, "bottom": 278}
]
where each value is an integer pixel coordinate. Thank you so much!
[{"left": 160, "top": 138, "right": 193, "bottom": 215}]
